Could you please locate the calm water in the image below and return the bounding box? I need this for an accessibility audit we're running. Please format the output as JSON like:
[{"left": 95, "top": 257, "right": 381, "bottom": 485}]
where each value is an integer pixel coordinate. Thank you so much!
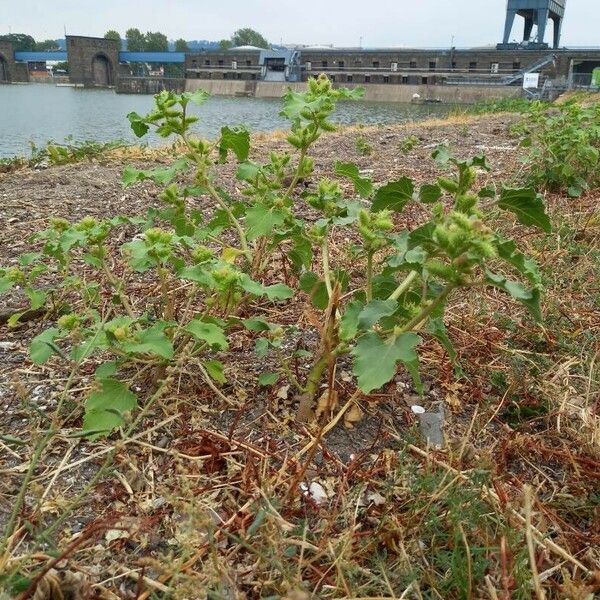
[{"left": 0, "top": 84, "right": 453, "bottom": 159}]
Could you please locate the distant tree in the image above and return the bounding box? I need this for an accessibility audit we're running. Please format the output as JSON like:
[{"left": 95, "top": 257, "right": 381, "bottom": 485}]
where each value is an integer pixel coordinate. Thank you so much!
[
  {"left": 0, "top": 33, "right": 36, "bottom": 52},
  {"left": 219, "top": 39, "right": 233, "bottom": 50},
  {"left": 145, "top": 31, "right": 168, "bottom": 52},
  {"left": 104, "top": 30, "right": 122, "bottom": 45},
  {"left": 35, "top": 39, "right": 61, "bottom": 51},
  {"left": 231, "top": 28, "right": 269, "bottom": 49},
  {"left": 174, "top": 38, "right": 189, "bottom": 52},
  {"left": 125, "top": 28, "right": 146, "bottom": 52}
]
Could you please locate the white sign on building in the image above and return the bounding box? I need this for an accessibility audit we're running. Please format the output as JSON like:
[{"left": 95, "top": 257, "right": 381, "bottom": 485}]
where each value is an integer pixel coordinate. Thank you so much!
[{"left": 523, "top": 73, "right": 540, "bottom": 89}]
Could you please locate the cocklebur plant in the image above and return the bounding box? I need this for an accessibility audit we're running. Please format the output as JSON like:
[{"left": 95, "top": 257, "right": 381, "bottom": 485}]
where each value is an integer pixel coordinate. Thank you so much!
[
  {"left": 0, "top": 74, "right": 552, "bottom": 433},
  {"left": 292, "top": 145, "right": 551, "bottom": 419}
]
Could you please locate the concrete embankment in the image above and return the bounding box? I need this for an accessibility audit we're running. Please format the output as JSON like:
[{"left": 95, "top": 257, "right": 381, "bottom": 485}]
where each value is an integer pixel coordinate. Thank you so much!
[{"left": 185, "top": 79, "right": 520, "bottom": 104}]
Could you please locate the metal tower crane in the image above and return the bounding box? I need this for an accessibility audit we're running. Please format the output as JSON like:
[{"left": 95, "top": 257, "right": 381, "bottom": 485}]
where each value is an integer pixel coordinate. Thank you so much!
[{"left": 500, "top": 0, "right": 566, "bottom": 49}]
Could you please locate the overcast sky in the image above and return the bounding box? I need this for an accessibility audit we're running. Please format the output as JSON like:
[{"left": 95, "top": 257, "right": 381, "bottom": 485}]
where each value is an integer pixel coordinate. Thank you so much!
[{"left": 1, "top": 0, "right": 598, "bottom": 48}]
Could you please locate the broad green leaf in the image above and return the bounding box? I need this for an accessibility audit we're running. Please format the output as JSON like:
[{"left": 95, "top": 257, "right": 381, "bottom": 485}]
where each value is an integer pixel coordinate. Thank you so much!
[
  {"left": 82, "top": 411, "right": 126, "bottom": 440},
  {"left": 121, "top": 323, "right": 175, "bottom": 359},
  {"left": 372, "top": 178, "right": 414, "bottom": 212},
  {"left": 185, "top": 320, "right": 228, "bottom": 350},
  {"left": 219, "top": 126, "right": 250, "bottom": 163},
  {"left": 427, "top": 317, "right": 458, "bottom": 364},
  {"left": 287, "top": 235, "right": 313, "bottom": 272},
  {"left": 498, "top": 187, "right": 552, "bottom": 233},
  {"left": 431, "top": 145, "right": 453, "bottom": 164},
  {"left": 478, "top": 183, "right": 497, "bottom": 198},
  {"left": 258, "top": 372, "right": 280, "bottom": 386},
  {"left": 352, "top": 331, "right": 421, "bottom": 393},
  {"left": 83, "top": 378, "right": 138, "bottom": 439},
  {"left": 334, "top": 162, "right": 373, "bottom": 198},
  {"left": 254, "top": 337, "right": 270, "bottom": 358},
  {"left": 18, "top": 253, "right": 42, "bottom": 266},
  {"left": 408, "top": 222, "right": 436, "bottom": 249},
  {"left": 95, "top": 361, "right": 118, "bottom": 379},
  {"left": 239, "top": 275, "right": 293, "bottom": 301},
  {"left": 188, "top": 89, "right": 209, "bottom": 106},
  {"left": 495, "top": 237, "right": 541, "bottom": 286},
  {"left": 0, "top": 277, "right": 14, "bottom": 294},
  {"left": 299, "top": 272, "right": 329, "bottom": 310},
  {"left": 127, "top": 112, "right": 149, "bottom": 138},
  {"left": 177, "top": 264, "right": 214, "bottom": 288},
  {"left": 30, "top": 328, "right": 61, "bottom": 365},
  {"left": 419, "top": 183, "right": 442, "bottom": 204},
  {"left": 236, "top": 161, "right": 261, "bottom": 182},
  {"left": 203, "top": 360, "right": 226, "bottom": 384},
  {"left": 245, "top": 203, "right": 287, "bottom": 240},
  {"left": 242, "top": 318, "right": 272, "bottom": 332},
  {"left": 485, "top": 269, "right": 542, "bottom": 322},
  {"left": 357, "top": 299, "right": 398, "bottom": 329},
  {"left": 340, "top": 300, "right": 364, "bottom": 341},
  {"left": 25, "top": 288, "right": 47, "bottom": 311},
  {"left": 121, "top": 159, "right": 188, "bottom": 188}
]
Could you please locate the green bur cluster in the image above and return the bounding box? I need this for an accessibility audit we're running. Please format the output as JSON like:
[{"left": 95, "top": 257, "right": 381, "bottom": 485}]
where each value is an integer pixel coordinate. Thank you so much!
[{"left": 0, "top": 73, "right": 552, "bottom": 433}]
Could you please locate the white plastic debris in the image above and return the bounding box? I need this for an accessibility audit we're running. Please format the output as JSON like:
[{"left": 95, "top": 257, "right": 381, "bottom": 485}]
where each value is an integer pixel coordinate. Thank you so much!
[
  {"left": 300, "top": 482, "right": 329, "bottom": 505},
  {"left": 411, "top": 405, "right": 426, "bottom": 414}
]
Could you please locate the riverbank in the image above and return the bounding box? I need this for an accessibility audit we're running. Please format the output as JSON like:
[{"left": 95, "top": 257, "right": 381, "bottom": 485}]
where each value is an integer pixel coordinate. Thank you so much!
[
  {"left": 1, "top": 110, "right": 599, "bottom": 599},
  {"left": 185, "top": 78, "right": 522, "bottom": 104}
]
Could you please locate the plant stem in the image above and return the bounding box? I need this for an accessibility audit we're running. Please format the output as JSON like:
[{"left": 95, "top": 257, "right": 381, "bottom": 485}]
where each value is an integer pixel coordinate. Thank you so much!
[
  {"left": 399, "top": 283, "right": 456, "bottom": 333},
  {"left": 321, "top": 237, "right": 333, "bottom": 298},
  {"left": 284, "top": 148, "right": 307, "bottom": 199},
  {"left": 102, "top": 263, "right": 136, "bottom": 320},
  {"left": 205, "top": 181, "right": 250, "bottom": 259},
  {"left": 366, "top": 252, "right": 374, "bottom": 302},
  {"left": 388, "top": 270, "right": 419, "bottom": 301}
]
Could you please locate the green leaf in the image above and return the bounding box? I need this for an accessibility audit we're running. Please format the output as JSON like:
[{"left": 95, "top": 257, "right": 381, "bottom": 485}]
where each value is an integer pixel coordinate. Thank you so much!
[
  {"left": 83, "top": 378, "right": 138, "bottom": 439},
  {"left": 340, "top": 300, "right": 364, "bottom": 341},
  {"left": 419, "top": 184, "right": 442, "bottom": 204},
  {"left": 18, "top": 252, "right": 42, "bottom": 266},
  {"left": 127, "top": 112, "right": 149, "bottom": 138},
  {"left": 203, "top": 360, "right": 226, "bottom": 384},
  {"left": 177, "top": 264, "right": 215, "bottom": 288},
  {"left": 372, "top": 178, "right": 414, "bottom": 212},
  {"left": 478, "top": 183, "right": 497, "bottom": 198},
  {"left": 242, "top": 318, "right": 272, "bottom": 332},
  {"left": 25, "top": 288, "right": 47, "bottom": 311},
  {"left": 334, "top": 162, "right": 373, "bottom": 198},
  {"left": 95, "top": 361, "right": 118, "bottom": 379},
  {"left": 352, "top": 332, "right": 421, "bottom": 394},
  {"left": 299, "top": 272, "right": 329, "bottom": 310},
  {"left": 0, "top": 277, "right": 14, "bottom": 294},
  {"left": 30, "top": 328, "right": 61, "bottom": 365},
  {"left": 258, "top": 372, "right": 280, "bottom": 386},
  {"left": 408, "top": 222, "right": 436, "bottom": 249},
  {"left": 485, "top": 269, "right": 542, "bottom": 322},
  {"left": 427, "top": 318, "right": 458, "bottom": 364},
  {"left": 498, "top": 187, "right": 552, "bottom": 233},
  {"left": 254, "top": 337, "right": 269, "bottom": 358},
  {"left": 185, "top": 320, "right": 229, "bottom": 350},
  {"left": 121, "top": 323, "right": 175, "bottom": 359},
  {"left": 236, "top": 161, "right": 261, "bottom": 182},
  {"left": 245, "top": 203, "right": 287, "bottom": 240},
  {"left": 495, "top": 237, "right": 541, "bottom": 286},
  {"left": 188, "top": 89, "right": 209, "bottom": 106},
  {"left": 431, "top": 145, "right": 453, "bottom": 164},
  {"left": 219, "top": 126, "right": 250, "bottom": 163},
  {"left": 238, "top": 275, "right": 293, "bottom": 301},
  {"left": 357, "top": 299, "right": 398, "bottom": 329}
]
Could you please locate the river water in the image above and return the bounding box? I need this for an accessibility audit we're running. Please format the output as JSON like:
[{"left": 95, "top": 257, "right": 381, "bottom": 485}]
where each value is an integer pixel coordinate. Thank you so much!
[{"left": 0, "top": 84, "right": 453, "bottom": 159}]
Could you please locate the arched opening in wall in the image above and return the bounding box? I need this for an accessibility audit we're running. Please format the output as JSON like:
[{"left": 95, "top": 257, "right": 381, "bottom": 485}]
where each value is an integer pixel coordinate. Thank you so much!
[
  {"left": 0, "top": 55, "right": 9, "bottom": 83},
  {"left": 91, "top": 54, "right": 113, "bottom": 86}
]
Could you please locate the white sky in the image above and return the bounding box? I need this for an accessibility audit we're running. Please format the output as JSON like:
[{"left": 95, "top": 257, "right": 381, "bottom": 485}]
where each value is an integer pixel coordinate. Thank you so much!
[{"left": 1, "top": 0, "right": 598, "bottom": 48}]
